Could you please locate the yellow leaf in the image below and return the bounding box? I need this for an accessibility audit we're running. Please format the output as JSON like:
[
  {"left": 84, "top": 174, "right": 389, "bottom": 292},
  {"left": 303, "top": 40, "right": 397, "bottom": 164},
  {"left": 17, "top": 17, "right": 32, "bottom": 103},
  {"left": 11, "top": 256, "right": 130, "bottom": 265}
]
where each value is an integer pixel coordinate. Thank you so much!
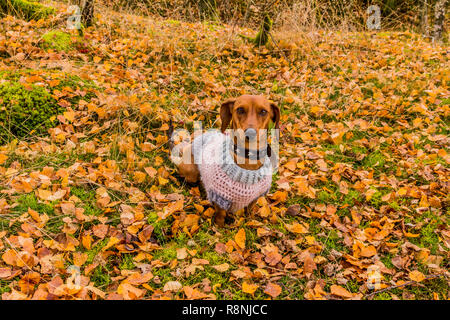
[
  {"left": 0, "top": 154, "right": 8, "bottom": 165},
  {"left": 158, "top": 176, "right": 169, "bottom": 186},
  {"left": 286, "top": 222, "right": 309, "bottom": 234},
  {"left": 37, "top": 189, "right": 52, "bottom": 201},
  {"left": 63, "top": 110, "right": 75, "bottom": 122},
  {"left": 409, "top": 270, "right": 425, "bottom": 282},
  {"left": 270, "top": 190, "right": 287, "bottom": 203},
  {"left": 235, "top": 228, "right": 246, "bottom": 250},
  {"left": 140, "top": 103, "right": 152, "bottom": 115},
  {"left": 419, "top": 194, "right": 429, "bottom": 207},
  {"left": 258, "top": 206, "right": 270, "bottom": 218},
  {"left": 144, "top": 167, "right": 157, "bottom": 178},
  {"left": 133, "top": 171, "right": 147, "bottom": 183},
  {"left": 102, "top": 237, "right": 120, "bottom": 251},
  {"left": 397, "top": 187, "right": 408, "bottom": 196},
  {"left": 82, "top": 234, "right": 92, "bottom": 250},
  {"left": 242, "top": 281, "right": 258, "bottom": 295}
]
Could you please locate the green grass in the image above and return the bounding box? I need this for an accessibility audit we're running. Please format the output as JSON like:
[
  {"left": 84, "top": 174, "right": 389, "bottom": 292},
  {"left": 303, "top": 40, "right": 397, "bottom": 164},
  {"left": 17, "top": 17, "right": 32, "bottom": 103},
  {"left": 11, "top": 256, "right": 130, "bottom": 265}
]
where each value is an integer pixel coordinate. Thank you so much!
[
  {"left": 41, "top": 31, "right": 73, "bottom": 52},
  {"left": 408, "top": 211, "right": 446, "bottom": 255},
  {"left": 2, "top": 193, "right": 58, "bottom": 233}
]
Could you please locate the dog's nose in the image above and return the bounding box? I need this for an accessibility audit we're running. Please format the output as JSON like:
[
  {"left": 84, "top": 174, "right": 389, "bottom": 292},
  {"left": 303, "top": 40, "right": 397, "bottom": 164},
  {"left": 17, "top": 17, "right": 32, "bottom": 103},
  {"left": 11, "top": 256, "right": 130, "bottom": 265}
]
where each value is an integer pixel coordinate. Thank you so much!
[{"left": 245, "top": 128, "right": 257, "bottom": 140}]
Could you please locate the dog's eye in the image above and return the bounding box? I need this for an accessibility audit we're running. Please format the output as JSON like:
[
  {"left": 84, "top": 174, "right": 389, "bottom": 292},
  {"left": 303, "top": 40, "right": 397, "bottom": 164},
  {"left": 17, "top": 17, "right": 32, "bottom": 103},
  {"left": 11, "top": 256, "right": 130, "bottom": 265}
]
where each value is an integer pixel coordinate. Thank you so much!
[
  {"left": 259, "top": 110, "right": 268, "bottom": 116},
  {"left": 236, "top": 107, "right": 245, "bottom": 114}
]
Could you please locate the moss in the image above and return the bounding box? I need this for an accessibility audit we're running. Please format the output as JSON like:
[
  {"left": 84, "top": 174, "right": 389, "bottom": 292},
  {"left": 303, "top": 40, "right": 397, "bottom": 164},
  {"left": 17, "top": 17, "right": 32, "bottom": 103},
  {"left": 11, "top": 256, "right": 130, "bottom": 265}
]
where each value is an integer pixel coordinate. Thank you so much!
[
  {"left": 0, "top": 280, "right": 12, "bottom": 295},
  {"left": 90, "top": 265, "right": 111, "bottom": 287},
  {"left": 202, "top": 251, "right": 228, "bottom": 266},
  {"left": 320, "top": 229, "right": 347, "bottom": 253},
  {"left": 381, "top": 254, "right": 395, "bottom": 269},
  {"left": 252, "top": 14, "right": 272, "bottom": 46},
  {"left": 0, "top": 81, "right": 64, "bottom": 143},
  {"left": 119, "top": 254, "right": 136, "bottom": 270},
  {"left": 363, "top": 151, "right": 386, "bottom": 169},
  {"left": 147, "top": 211, "right": 174, "bottom": 244},
  {"left": 342, "top": 189, "right": 362, "bottom": 206},
  {"left": 373, "top": 292, "right": 393, "bottom": 300},
  {"left": 167, "top": 19, "right": 181, "bottom": 25},
  {"left": 2, "top": 193, "right": 66, "bottom": 235},
  {"left": 12, "top": 193, "right": 55, "bottom": 216},
  {"left": 41, "top": 31, "right": 73, "bottom": 52},
  {"left": 239, "top": 14, "right": 273, "bottom": 47},
  {"left": 86, "top": 238, "right": 109, "bottom": 264},
  {"left": 0, "top": 0, "right": 55, "bottom": 21},
  {"left": 150, "top": 266, "right": 175, "bottom": 289},
  {"left": 152, "top": 242, "right": 177, "bottom": 262},
  {"left": 408, "top": 211, "right": 443, "bottom": 255},
  {"left": 370, "top": 193, "right": 382, "bottom": 209}
]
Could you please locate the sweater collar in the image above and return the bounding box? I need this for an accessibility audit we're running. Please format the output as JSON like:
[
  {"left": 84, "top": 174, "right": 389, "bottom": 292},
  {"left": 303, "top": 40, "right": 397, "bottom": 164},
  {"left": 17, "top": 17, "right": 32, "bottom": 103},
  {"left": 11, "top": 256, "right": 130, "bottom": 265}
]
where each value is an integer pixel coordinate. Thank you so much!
[{"left": 220, "top": 136, "right": 272, "bottom": 185}]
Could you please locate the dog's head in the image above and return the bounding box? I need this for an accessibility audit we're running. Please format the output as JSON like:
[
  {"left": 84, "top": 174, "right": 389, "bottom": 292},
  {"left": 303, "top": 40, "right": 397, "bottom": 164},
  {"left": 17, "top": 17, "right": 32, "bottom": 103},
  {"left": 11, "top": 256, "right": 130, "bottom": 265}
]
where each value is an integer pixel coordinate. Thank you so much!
[{"left": 220, "top": 95, "right": 279, "bottom": 148}]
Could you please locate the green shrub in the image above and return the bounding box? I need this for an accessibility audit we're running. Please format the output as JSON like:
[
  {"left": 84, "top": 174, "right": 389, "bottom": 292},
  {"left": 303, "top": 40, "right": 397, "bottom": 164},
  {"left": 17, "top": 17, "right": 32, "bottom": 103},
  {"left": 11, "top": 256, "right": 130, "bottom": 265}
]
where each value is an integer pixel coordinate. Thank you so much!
[
  {"left": 41, "top": 31, "right": 74, "bottom": 52},
  {"left": 0, "top": 0, "right": 55, "bottom": 21},
  {"left": 0, "top": 81, "right": 64, "bottom": 143}
]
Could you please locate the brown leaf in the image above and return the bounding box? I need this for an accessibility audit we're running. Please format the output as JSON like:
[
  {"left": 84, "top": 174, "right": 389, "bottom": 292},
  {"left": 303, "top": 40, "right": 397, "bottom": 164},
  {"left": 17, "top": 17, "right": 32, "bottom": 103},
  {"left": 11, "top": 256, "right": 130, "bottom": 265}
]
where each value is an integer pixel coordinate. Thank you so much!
[
  {"left": 264, "top": 282, "right": 282, "bottom": 298},
  {"left": 330, "top": 284, "right": 354, "bottom": 299},
  {"left": 163, "top": 281, "right": 182, "bottom": 292},
  {"left": 212, "top": 263, "right": 229, "bottom": 272}
]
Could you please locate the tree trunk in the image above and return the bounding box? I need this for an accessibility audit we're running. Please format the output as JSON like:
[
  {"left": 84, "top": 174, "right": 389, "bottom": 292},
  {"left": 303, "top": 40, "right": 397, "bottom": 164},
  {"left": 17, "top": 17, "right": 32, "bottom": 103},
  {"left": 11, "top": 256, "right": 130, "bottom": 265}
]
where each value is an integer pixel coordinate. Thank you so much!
[
  {"left": 421, "top": 0, "right": 429, "bottom": 37},
  {"left": 82, "top": 0, "right": 94, "bottom": 27},
  {"left": 433, "top": 0, "right": 447, "bottom": 42}
]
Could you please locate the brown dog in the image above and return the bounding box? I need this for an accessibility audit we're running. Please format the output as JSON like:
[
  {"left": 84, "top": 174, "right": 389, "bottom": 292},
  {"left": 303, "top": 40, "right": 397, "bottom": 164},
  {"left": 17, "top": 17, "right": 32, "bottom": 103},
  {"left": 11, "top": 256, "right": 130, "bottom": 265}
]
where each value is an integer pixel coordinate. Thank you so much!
[{"left": 173, "top": 95, "right": 280, "bottom": 226}]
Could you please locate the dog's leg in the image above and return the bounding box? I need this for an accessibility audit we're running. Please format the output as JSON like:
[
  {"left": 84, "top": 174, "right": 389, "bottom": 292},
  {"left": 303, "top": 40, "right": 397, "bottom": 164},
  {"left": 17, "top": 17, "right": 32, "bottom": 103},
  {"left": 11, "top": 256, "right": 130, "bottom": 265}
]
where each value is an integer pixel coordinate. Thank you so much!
[
  {"left": 245, "top": 200, "right": 257, "bottom": 216},
  {"left": 177, "top": 144, "right": 200, "bottom": 183},
  {"left": 212, "top": 203, "right": 227, "bottom": 227},
  {"left": 168, "top": 122, "right": 200, "bottom": 184}
]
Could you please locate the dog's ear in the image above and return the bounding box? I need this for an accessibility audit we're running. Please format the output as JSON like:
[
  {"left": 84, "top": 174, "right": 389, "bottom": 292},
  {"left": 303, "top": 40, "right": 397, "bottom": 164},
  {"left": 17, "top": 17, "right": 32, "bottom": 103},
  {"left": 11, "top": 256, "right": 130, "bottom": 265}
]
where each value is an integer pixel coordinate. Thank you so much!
[
  {"left": 270, "top": 102, "right": 280, "bottom": 129},
  {"left": 220, "top": 98, "right": 236, "bottom": 133}
]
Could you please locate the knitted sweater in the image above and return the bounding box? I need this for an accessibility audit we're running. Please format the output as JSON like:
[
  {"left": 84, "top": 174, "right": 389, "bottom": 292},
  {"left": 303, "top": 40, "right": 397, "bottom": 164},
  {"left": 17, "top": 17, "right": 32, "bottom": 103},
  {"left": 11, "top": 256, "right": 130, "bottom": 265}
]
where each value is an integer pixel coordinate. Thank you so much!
[{"left": 191, "top": 130, "right": 273, "bottom": 213}]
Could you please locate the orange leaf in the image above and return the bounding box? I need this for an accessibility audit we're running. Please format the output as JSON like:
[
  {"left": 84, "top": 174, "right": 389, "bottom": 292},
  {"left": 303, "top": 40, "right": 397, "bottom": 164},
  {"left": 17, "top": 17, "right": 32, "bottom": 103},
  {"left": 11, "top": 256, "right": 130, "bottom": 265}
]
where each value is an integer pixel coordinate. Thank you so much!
[
  {"left": 409, "top": 270, "right": 425, "bottom": 282},
  {"left": 242, "top": 281, "right": 258, "bottom": 295},
  {"left": 264, "top": 282, "right": 282, "bottom": 298},
  {"left": 330, "top": 285, "right": 354, "bottom": 299},
  {"left": 286, "top": 222, "right": 309, "bottom": 234},
  {"left": 0, "top": 154, "right": 7, "bottom": 165},
  {"left": 235, "top": 228, "right": 246, "bottom": 250},
  {"left": 360, "top": 245, "right": 377, "bottom": 257},
  {"left": 212, "top": 263, "right": 230, "bottom": 272}
]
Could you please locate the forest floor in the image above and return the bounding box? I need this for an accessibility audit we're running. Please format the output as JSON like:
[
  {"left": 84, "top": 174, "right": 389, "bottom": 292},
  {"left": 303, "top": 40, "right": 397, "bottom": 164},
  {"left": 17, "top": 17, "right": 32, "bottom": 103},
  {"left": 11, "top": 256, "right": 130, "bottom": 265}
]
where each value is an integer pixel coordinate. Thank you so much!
[{"left": 0, "top": 2, "right": 449, "bottom": 300}]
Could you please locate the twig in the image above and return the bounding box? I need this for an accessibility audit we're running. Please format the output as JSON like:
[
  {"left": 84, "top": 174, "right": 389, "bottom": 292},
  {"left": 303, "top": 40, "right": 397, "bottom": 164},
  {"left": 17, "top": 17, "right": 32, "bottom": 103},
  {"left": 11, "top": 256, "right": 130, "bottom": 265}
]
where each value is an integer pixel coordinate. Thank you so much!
[
  {"left": 268, "top": 31, "right": 292, "bottom": 67},
  {"left": 364, "top": 273, "right": 447, "bottom": 298}
]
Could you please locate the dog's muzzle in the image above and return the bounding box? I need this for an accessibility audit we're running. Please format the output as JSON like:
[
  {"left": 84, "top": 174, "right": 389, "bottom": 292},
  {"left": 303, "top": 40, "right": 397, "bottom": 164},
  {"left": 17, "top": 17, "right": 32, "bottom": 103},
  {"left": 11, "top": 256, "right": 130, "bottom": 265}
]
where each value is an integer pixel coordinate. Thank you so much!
[{"left": 245, "top": 128, "right": 257, "bottom": 141}]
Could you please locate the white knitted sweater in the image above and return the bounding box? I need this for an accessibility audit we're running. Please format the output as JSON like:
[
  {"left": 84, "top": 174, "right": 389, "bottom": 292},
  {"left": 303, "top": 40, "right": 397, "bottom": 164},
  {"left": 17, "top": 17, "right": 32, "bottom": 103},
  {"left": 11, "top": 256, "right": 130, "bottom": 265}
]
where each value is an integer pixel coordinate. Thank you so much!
[{"left": 191, "top": 130, "right": 273, "bottom": 213}]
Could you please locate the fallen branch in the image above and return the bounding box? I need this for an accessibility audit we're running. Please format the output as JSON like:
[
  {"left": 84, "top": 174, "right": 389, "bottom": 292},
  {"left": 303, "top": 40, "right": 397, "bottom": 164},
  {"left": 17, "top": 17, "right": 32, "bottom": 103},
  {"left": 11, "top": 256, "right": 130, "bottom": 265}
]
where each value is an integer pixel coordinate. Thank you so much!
[{"left": 364, "top": 273, "right": 447, "bottom": 298}]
